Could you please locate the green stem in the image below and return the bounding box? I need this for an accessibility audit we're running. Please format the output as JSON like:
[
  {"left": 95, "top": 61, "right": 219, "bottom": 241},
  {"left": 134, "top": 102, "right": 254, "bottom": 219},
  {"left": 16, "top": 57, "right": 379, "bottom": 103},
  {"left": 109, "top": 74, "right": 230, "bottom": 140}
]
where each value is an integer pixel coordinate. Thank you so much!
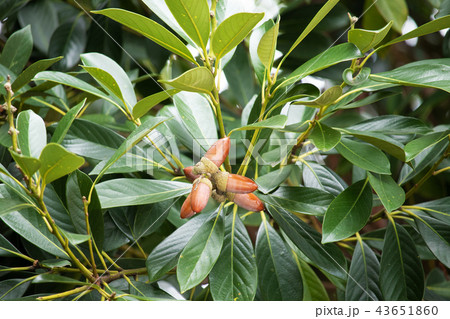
[
  {"left": 37, "top": 285, "right": 91, "bottom": 301},
  {"left": 4, "top": 77, "right": 19, "bottom": 152}
]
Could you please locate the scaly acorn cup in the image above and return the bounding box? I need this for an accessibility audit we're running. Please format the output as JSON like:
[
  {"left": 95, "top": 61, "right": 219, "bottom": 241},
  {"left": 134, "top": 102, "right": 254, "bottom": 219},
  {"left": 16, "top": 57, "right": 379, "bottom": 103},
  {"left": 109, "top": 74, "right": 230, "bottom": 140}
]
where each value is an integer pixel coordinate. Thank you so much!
[
  {"left": 192, "top": 157, "right": 219, "bottom": 175},
  {"left": 232, "top": 193, "right": 265, "bottom": 212},
  {"left": 180, "top": 193, "right": 196, "bottom": 219},
  {"left": 183, "top": 166, "right": 200, "bottom": 182},
  {"left": 211, "top": 171, "right": 258, "bottom": 194},
  {"left": 191, "top": 177, "right": 212, "bottom": 213},
  {"left": 204, "top": 137, "right": 230, "bottom": 167}
]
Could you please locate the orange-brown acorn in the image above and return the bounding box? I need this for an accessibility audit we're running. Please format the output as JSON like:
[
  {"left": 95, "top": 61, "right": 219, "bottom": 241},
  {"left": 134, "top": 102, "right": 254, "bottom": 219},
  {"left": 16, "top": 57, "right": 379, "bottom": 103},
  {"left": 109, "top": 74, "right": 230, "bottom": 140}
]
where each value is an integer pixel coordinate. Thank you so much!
[
  {"left": 180, "top": 193, "right": 196, "bottom": 219},
  {"left": 226, "top": 174, "right": 258, "bottom": 194},
  {"left": 204, "top": 137, "right": 230, "bottom": 167},
  {"left": 183, "top": 166, "right": 200, "bottom": 182},
  {"left": 233, "top": 193, "right": 265, "bottom": 212},
  {"left": 191, "top": 178, "right": 212, "bottom": 213}
]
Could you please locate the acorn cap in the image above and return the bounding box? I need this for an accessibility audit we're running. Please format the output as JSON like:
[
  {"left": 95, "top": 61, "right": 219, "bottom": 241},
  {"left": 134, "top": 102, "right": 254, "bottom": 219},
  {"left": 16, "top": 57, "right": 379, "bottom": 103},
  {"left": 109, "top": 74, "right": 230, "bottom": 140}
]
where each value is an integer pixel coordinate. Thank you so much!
[
  {"left": 211, "top": 190, "right": 227, "bottom": 203},
  {"left": 192, "top": 157, "right": 219, "bottom": 175},
  {"left": 204, "top": 137, "right": 230, "bottom": 167},
  {"left": 211, "top": 171, "right": 229, "bottom": 193}
]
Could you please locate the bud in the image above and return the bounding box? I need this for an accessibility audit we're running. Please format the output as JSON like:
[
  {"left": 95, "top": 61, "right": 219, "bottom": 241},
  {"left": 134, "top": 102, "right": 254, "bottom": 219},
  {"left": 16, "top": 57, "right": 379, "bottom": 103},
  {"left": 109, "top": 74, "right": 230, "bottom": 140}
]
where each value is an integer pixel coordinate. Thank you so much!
[
  {"left": 180, "top": 193, "right": 196, "bottom": 219},
  {"left": 191, "top": 177, "right": 212, "bottom": 213},
  {"left": 183, "top": 166, "right": 200, "bottom": 182},
  {"left": 204, "top": 137, "right": 230, "bottom": 167},
  {"left": 233, "top": 193, "right": 265, "bottom": 212}
]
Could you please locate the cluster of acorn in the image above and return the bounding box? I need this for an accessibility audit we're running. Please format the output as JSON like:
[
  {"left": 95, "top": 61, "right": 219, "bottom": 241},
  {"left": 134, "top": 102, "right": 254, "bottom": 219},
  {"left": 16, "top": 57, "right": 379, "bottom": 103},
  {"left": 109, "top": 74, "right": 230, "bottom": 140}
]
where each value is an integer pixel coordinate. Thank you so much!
[{"left": 181, "top": 137, "right": 264, "bottom": 218}]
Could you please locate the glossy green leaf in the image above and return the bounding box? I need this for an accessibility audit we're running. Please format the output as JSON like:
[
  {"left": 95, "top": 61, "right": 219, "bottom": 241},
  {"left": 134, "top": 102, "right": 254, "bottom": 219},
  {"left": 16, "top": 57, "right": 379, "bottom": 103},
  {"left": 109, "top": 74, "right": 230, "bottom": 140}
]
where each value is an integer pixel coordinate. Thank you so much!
[
  {"left": 132, "top": 89, "right": 179, "bottom": 119},
  {"left": 330, "top": 89, "right": 401, "bottom": 112},
  {"left": 32, "top": 274, "right": 84, "bottom": 285},
  {"left": 267, "top": 204, "right": 347, "bottom": 280},
  {"left": 11, "top": 56, "right": 62, "bottom": 93},
  {"left": 309, "top": 122, "right": 341, "bottom": 151},
  {"left": 16, "top": 110, "right": 46, "bottom": 159},
  {"left": 339, "top": 128, "right": 406, "bottom": 161},
  {"left": 414, "top": 197, "right": 450, "bottom": 224},
  {"left": 297, "top": 259, "right": 329, "bottom": 301},
  {"left": 146, "top": 213, "right": 210, "bottom": 281},
  {"left": 43, "top": 185, "right": 76, "bottom": 233},
  {"left": 345, "top": 241, "right": 382, "bottom": 301},
  {"left": 160, "top": 67, "right": 214, "bottom": 94},
  {"left": 209, "top": 212, "right": 257, "bottom": 301},
  {"left": 301, "top": 161, "right": 347, "bottom": 197},
  {"left": 48, "top": 19, "right": 86, "bottom": 70},
  {"left": 40, "top": 259, "right": 71, "bottom": 268},
  {"left": 414, "top": 211, "right": 450, "bottom": 268},
  {"left": 164, "top": 0, "right": 210, "bottom": 49},
  {"left": 133, "top": 200, "right": 172, "bottom": 238},
  {"left": 0, "top": 25, "right": 32, "bottom": 75},
  {"left": 177, "top": 212, "right": 224, "bottom": 292},
  {"left": 347, "top": 115, "right": 431, "bottom": 135},
  {"left": 96, "top": 179, "right": 191, "bottom": 209},
  {"left": 39, "top": 143, "right": 85, "bottom": 187},
  {"left": 348, "top": 21, "right": 393, "bottom": 53},
  {"left": 212, "top": 12, "right": 264, "bottom": 60},
  {"left": 93, "top": 9, "right": 196, "bottom": 63},
  {"left": 293, "top": 86, "right": 342, "bottom": 107},
  {"left": 258, "top": 186, "right": 334, "bottom": 216},
  {"left": 50, "top": 99, "right": 86, "bottom": 144},
  {"left": 257, "top": 21, "right": 279, "bottom": 70},
  {"left": 342, "top": 67, "right": 371, "bottom": 86},
  {"left": 405, "top": 131, "right": 449, "bottom": 162},
  {"left": 322, "top": 179, "right": 372, "bottom": 243},
  {"left": 374, "top": 0, "right": 408, "bottom": 33},
  {"left": 81, "top": 52, "right": 137, "bottom": 110},
  {"left": 229, "top": 115, "right": 288, "bottom": 134},
  {"left": 9, "top": 151, "right": 40, "bottom": 178},
  {"left": 380, "top": 222, "right": 424, "bottom": 300},
  {"left": 0, "top": 233, "right": 21, "bottom": 257},
  {"left": 0, "top": 197, "right": 34, "bottom": 217},
  {"left": 382, "top": 15, "right": 450, "bottom": 49},
  {"left": 66, "top": 170, "right": 104, "bottom": 250},
  {"left": 256, "top": 165, "right": 293, "bottom": 194},
  {"left": 0, "top": 278, "right": 31, "bottom": 301},
  {"left": 249, "top": 20, "right": 276, "bottom": 84},
  {"left": 336, "top": 138, "right": 391, "bottom": 175},
  {"left": 255, "top": 218, "right": 303, "bottom": 300},
  {"left": 371, "top": 59, "right": 450, "bottom": 93},
  {"left": 368, "top": 172, "right": 405, "bottom": 212},
  {"left": 128, "top": 280, "right": 175, "bottom": 300},
  {"left": 280, "top": 43, "right": 363, "bottom": 88}
]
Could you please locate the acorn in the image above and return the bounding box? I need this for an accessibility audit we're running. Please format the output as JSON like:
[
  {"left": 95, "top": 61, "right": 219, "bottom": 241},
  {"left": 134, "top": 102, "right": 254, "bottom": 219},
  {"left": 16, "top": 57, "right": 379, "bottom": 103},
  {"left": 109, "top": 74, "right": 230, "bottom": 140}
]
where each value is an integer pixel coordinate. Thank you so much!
[
  {"left": 204, "top": 137, "right": 230, "bottom": 167},
  {"left": 183, "top": 166, "right": 200, "bottom": 182},
  {"left": 180, "top": 193, "right": 196, "bottom": 219},
  {"left": 212, "top": 171, "right": 258, "bottom": 194},
  {"left": 191, "top": 177, "right": 212, "bottom": 213},
  {"left": 232, "top": 193, "right": 265, "bottom": 212}
]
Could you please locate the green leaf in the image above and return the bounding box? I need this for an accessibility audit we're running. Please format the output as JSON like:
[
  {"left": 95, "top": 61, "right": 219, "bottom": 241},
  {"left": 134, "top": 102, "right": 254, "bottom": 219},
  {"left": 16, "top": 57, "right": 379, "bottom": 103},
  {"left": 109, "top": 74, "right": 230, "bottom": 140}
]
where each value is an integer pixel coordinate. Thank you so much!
[
  {"left": 50, "top": 99, "right": 86, "bottom": 144},
  {"left": 0, "top": 278, "right": 31, "bottom": 301},
  {"left": 345, "top": 241, "right": 382, "bottom": 301},
  {"left": 382, "top": 15, "right": 450, "bottom": 49},
  {"left": 0, "top": 197, "right": 34, "bottom": 218},
  {"left": 348, "top": 21, "right": 393, "bottom": 53},
  {"left": 0, "top": 25, "right": 32, "bottom": 75},
  {"left": 339, "top": 128, "right": 406, "bottom": 161},
  {"left": 177, "top": 212, "right": 225, "bottom": 292},
  {"left": 255, "top": 218, "right": 303, "bottom": 300},
  {"left": 229, "top": 115, "right": 288, "bottom": 134},
  {"left": 212, "top": 12, "right": 264, "bottom": 60},
  {"left": 414, "top": 211, "right": 450, "bottom": 268},
  {"left": 92, "top": 9, "right": 196, "bottom": 64},
  {"left": 322, "top": 179, "right": 373, "bottom": 243},
  {"left": 405, "top": 131, "right": 449, "bottom": 162},
  {"left": 32, "top": 274, "right": 85, "bottom": 285},
  {"left": 258, "top": 186, "right": 334, "bottom": 216},
  {"left": 301, "top": 161, "right": 347, "bottom": 197},
  {"left": 342, "top": 67, "right": 371, "bottom": 86},
  {"left": 414, "top": 197, "right": 450, "bottom": 224},
  {"left": 280, "top": 43, "right": 363, "bottom": 88},
  {"left": 330, "top": 89, "right": 401, "bottom": 112},
  {"left": 280, "top": 0, "right": 340, "bottom": 62},
  {"left": 297, "top": 259, "right": 329, "bottom": 301},
  {"left": 209, "top": 212, "right": 257, "bottom": 301},
  {"left": 66, "top": 170, "right": 104, "bottom": 250},
  {"left": 293, "top": 86, "right": 342, "bottom": 108},
  {"left": 81, "top": 52, "right": 137, "bottom": 110},
  {"left": 335, "top": 138, "right": 391, "bottom": 175},
  {"left": 40, "top": 259, "right": 71, "bottom": 268},
  {"left": 128, "top": 280, "right": 175, "bottom": 300},
  {"left": 132, "top": 89, "right": 179, "bottom": 119},
  {"left": 164, "top": 0, "right": 210, "bottom": 50},
  {"left": 368, "top": 172, "right": 405, "bottom": 213},
  {"left": 309, "top": 122, "right": 341, "bottom": 151},
  {"left": 96, "top": 179, "right": 191, "bottom": 209},
  {"left": 374, "top": 0, "right": 408, "bottom": 33},
  {"left": 9, "top": 151, "right": 41, "bottom": 178},
  {"left": 48, "top": 19, "right": 87, "bottom": 70},
  {"left": 133, "top": 200, "right": 172, "bottom": 238},
  {"left": 39, "top": 143, "right": 85, "bottom": 187},
  {"left": 267, "top": 204, "right": 347, "bottom": 280},
  {"left": 146, "top": 213, "right": 210, "bottom": 281},
  {"left": 256, "top": 165, "right": 293, "bottom": 194},
  {"left": 0, "top": 233, "right": 21, "bottom": 257},
  {"left": 257, "top": 21, "right": 279, "bottom": 70},
  {"left": 11, "top": 57, "right": 62, "bottom": 93},
  {"left": 347, "top": 115, "right": 431, "bottom": 135},
  {"left": 160, "top": 67, "right": 214, "bottom": 94},
  {"left": 380, "top": 222, "right": 424, "bottom": 300},
  {"left": 371, "top": 59, "right": 450, "bottom": 93},
  {"left": 16, "top": 110, "right": 46, "bottom": 159},
  {"left": 250, "top": 20, "right": 276, "bottom": 84}
]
